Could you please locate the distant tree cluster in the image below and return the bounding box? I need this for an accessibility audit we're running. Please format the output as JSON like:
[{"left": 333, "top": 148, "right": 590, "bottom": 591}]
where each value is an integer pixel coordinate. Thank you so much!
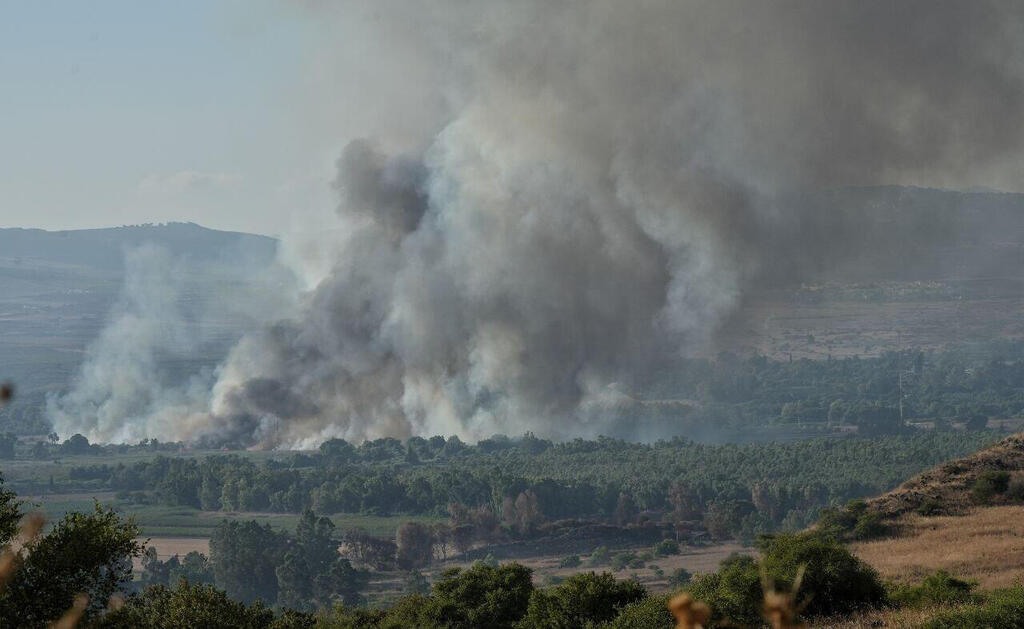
[
  {"left": 30, "top": 429, "right": 995, "bottom": 542},
  {"left": 206, "top": 510, "right": 370, "bottom": 610}
]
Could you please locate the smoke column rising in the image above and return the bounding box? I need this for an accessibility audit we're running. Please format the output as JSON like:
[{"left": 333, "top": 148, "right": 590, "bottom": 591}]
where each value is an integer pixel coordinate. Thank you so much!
[{"left": 59, "top": 1, "right": 1024, "bottom": 446}]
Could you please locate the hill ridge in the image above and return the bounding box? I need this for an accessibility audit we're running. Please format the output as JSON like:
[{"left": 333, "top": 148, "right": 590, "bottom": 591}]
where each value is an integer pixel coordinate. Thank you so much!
[{"left": 869, "top": 432, "right": 1024, "bottom": 519}]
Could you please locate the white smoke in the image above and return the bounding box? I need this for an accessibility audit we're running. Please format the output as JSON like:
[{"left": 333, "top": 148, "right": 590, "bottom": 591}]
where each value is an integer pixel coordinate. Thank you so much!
[
  {"left": 55, "top": 1, "right": 1024, "bottom": 446},
  {"left": 48, "top": 243, "right": 297, "bottom": 443}
]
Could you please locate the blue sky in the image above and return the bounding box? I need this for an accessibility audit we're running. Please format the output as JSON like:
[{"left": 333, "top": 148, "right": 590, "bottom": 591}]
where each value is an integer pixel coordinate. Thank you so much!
[{"left": 0, "top": 1, "right": 339, "bottom": 236}]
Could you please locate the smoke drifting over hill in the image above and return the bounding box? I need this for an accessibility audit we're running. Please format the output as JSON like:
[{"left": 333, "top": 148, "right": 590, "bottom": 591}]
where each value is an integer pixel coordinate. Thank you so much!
[{"left": 54, "top": 1, "right": 1024, "bottom": 447}]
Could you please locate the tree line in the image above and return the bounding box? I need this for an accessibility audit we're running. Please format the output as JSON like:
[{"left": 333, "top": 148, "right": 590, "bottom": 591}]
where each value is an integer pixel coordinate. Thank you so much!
[{"left": 32, "top": 430, "right": 994, "bottom": 542}]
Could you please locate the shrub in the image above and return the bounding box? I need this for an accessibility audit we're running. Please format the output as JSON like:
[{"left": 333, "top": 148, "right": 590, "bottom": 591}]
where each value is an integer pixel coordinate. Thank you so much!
[
  {"left": 589, "top": 546, "right": 611, "bottom": 567},
  {"left": 423, "top": 563, "right": 534, "bottom": 629},
  {"left": 96, "top": 582, "right": 276, "bottom": 629},
  {"left": 889, "top": 571, "right": 980, "bottom": 608},
  {"left": 685, "top": 533, "right": 886, "bottom": 626},
  {"left": 669, "top": 567, "right": 692, "bottom": 587},
  {"left": 653, "top": 539, "right": 680, "bottom": 557},
  {"left": 558, "top": 554, "right": 581, "bottom": 568},
  {"left": 601, "top": 595, "right": 674, "bottom": 629},
  {"left": 916, "top": 498, "right": 945, "bottom": 516},
  {"left": 852, "top": 510, "right": 886, "bottom": 539},
  {"left": 520, "top": 572, "right": 646, "bottom": 629},
  {"left": 926, "top": 586, "right": 1024, "bottom": 629},
  {"left": 610, "top": 552, "right": 637, "bottom": 572},
  {"left": 1006, "top": 478, "right": 1024, "bottom": 501},
  {"left": 759, "top": 532, "right": 886, "bottom": 618},
  {"left": 818, "top": 500, "right": 888, "bottom": 540},
  {"left": 685, "top": 554, "right": 762, "bottom": 627},
  {"left": 971, "top": 471, "right": 1011, "bottom": 504}
]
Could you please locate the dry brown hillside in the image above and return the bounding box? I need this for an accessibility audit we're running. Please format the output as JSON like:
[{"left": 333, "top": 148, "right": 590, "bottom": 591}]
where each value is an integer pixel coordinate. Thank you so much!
[
  {"left": 850, "top": 433, "right": 1024, "bottom": 589},
  {"left": 868, "top": 432, "right": 1024, "bottom": 519}
]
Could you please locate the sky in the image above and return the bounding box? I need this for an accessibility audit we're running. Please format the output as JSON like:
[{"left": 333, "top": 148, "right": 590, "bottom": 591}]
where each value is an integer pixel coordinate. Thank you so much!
[
  {"left": 4, "top": 2, "right": 1024, "bottom": 240},
  {"left": 0, "top": 1, "right": 343, "bottom": 237}
]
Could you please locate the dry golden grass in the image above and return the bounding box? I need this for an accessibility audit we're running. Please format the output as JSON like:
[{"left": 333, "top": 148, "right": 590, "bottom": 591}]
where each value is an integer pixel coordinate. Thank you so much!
[{"left": 853, "top": 505, "right": 1024, "bottom": 589}]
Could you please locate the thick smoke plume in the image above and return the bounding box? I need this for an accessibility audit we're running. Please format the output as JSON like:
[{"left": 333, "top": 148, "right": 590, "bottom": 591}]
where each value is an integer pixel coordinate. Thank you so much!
[
  {"left": 48, "top": 244, "right": 295, "bottom": 443},
  {"left": 61, "top": 1, "right": 1024, "bottom": 446}
]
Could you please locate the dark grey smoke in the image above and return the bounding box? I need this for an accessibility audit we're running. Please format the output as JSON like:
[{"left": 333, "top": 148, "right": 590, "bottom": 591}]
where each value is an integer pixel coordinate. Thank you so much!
[{"left": 120, "top": 1, "right": 1024, "bottom": 446}]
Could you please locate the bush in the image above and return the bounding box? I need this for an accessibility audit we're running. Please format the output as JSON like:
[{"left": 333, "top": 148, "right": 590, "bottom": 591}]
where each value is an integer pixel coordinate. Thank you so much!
[
  {"left": 889, "top": 571, "right": 980, "bottom": 608},
  {"left": 971, "top": 471, "right": 1011, "bottom": 504},
  {"left": 685, "top": 554, "right": 762, "bottom": 627},
  {"left": 558, "top": 555, "right": 581, "bottom": 568},
  {"left": 1006, "top": 478, "right": 1024, "bottom": 501},
  {"left": 601, "top": 595, "right": 674, "bottom": 629},
  {"left": 927, "top": 586, "right": 1024, "bottom": 629},
  {"left": 423, "top": 563, "right": 534, "bottom": 629},
  {"left": 685, "top": 533, "right": 886, "bottom": 626},
  {"left": 916, "top": 498, "right": 945, "bottom": 516},
  {"left": 652, "top": 539, "right": 680, "bottom": 557},
  {"left": 852, "top": 510, "right": 886, "bottom": 539},
  {"left": 610, "top": 552, "right": 637, "bottom": 572},
  {"left": 588, "top": 546, "right": 611, "bottom": 567},
  {"left": 818, "top": 500, "right": 888, "bottom": 540},
  {"left": 669, "top": 567, "right": 692, "bottom": 587},
  {"left": 96, "top": 582, "right": 276, "bottom": 629},
  {"left": 759, "top": 532, "right": 886, "bottom": 618},
  {"left": 520, "top": 572, "right": 646, "bottom": 629}
]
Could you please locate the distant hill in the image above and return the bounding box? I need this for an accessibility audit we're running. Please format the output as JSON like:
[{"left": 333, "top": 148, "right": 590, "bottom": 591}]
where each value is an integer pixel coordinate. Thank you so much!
[
  {"left": 0, "top": 222, "right": 275, "bottom": 273},
  {"left": 0, "top": 223, "right": 280, "bottom": 433}
]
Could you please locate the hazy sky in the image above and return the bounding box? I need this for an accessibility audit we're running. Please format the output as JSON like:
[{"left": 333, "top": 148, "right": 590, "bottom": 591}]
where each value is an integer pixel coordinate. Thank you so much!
[{"left": 0, "top": 1, "right": 345, "bottom": 236}]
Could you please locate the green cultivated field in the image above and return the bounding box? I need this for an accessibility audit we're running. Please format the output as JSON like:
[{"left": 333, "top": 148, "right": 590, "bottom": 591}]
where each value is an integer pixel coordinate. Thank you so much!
[{"left": 24, "top": 493, "right": 441, "bottom": 539}]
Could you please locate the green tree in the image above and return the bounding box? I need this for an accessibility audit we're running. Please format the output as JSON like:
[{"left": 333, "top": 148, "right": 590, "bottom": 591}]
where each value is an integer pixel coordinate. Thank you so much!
[
  {"left": 971, "top": 471, "right": 1011, "bottom": 504},
  {"left": 0, "top": 503, "right": 144, "bottom": 628},
  {"left": 602, "top": 595, "right": 674, "bottom": 629},
  {"left": 669, "top": 567, "right": 692, "bottom": 587},
  {"left": 96, "top": 582, "right": 276, "bottom": 629},
  {"left": 422, "top": 563, "right": 533, "bottom": 629},
  {"left": 520, "top": 571, "right": 646, "bottom": 629},
  {"left": 686, "top": 533, "right": 885, "bottom": 626},
  {"left": 60, "top": 433, "right": 93, "bottom": 455},
  {"left": 0, "top": 472, "right": 21, "bottom": 545},
  {"left": 396, "top": 521, "right": 434, "bottom": 569},
  {"left": 209, "top": 520, "right": 287, "bottom": 605}
]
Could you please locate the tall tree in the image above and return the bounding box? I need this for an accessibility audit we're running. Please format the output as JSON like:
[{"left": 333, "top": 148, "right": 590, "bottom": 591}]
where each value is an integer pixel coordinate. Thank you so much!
[
  {"left": 209, "top": 520, "right": 286, "bottom": 605},
  {"left": 0, "top": 504, "right": 143, "bottom": 628}
]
